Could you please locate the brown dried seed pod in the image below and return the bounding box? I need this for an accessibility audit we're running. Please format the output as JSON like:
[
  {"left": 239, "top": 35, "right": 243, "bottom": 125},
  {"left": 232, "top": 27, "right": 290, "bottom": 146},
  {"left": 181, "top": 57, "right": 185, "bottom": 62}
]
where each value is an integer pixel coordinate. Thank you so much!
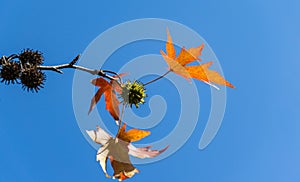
[
  {"left": 0, "top": 61, "right": 21, "bottom": 85},
  {"left": 0, "top": 57, "right": 4, "bottom": 65},
  {"left": 19, "top": 49, "right": 44, "bottom": 65},
  {"left": 20, "top": 67, "right": 46, "bottom": 92}
]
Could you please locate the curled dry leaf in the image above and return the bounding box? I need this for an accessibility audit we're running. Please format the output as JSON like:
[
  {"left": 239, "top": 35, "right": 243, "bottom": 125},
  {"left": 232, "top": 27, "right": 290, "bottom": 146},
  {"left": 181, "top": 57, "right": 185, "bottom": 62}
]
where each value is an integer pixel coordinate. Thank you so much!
[
  {"left": 161, "top": 28, "right": 235, "bottom": 89},
  {"left": 86, "top": 125, "right": 169, "bottom": 181}
]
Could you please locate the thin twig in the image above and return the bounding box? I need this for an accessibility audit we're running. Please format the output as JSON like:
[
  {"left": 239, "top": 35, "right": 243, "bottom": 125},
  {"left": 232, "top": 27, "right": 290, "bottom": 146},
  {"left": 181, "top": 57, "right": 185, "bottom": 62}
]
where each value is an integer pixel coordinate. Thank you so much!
[{"left": 143, "top": 70, "right": 171, "bottom": 86}]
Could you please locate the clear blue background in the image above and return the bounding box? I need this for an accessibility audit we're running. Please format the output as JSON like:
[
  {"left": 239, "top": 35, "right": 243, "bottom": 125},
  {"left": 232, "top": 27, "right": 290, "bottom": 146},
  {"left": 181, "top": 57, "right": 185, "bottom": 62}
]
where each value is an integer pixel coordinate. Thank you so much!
[{"left": 1, "top": 0, "right": 299, "bottom": 181}]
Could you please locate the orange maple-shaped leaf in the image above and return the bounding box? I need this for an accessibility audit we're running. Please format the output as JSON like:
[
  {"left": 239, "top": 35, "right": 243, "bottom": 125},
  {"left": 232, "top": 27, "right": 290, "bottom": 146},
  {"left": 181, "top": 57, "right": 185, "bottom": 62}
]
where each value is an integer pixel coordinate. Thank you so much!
[
  {"left": 117, "top": 124, "right": 151, "bottom": 143},
  {"left": 186, "top": 62, "right": 235, "bottom": 88},
  {"left": 166, "top": 28, "right": 176, "bottom": 60},
  {"left": 161, "top": 28, "right": 235, "bottom": 89},
  {"left": 89, "top": 77, "right": 120, "bottom": 120},
  {"left": 175, "top": 45, "right": 204, "bottom": 66}
]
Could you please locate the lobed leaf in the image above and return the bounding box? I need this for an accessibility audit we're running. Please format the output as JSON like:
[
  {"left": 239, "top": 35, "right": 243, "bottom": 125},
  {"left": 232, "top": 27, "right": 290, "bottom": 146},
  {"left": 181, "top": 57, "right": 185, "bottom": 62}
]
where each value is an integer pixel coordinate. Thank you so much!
[
  {"left": 161, "top": 29, "right": 235, "bottom": 89},
  {"left": 89, "top": 77, "right": 120, "bottom": 120}
]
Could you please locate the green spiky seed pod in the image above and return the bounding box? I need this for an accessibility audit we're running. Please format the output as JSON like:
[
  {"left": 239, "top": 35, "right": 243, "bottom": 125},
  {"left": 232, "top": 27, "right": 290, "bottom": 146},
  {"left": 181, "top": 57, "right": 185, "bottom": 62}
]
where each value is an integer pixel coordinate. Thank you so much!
[
  {"left": 0, "top": 61, "right": 21, "bottom": 85},
  {"left": 19, "top": 49, "right": 44, "bottom": 66},
  {"left": 121, "top": 80, "right": 147, "bottom": 108},
  {"left": 20, "top": 66, "right": 46, "bottom": 92}
]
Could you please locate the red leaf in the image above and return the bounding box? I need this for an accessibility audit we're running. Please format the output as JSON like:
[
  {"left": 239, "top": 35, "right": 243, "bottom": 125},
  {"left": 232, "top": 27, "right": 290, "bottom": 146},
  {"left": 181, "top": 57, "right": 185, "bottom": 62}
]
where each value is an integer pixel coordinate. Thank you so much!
[{"left": 89, "top": 78, "right": 120, "bottom": 120}]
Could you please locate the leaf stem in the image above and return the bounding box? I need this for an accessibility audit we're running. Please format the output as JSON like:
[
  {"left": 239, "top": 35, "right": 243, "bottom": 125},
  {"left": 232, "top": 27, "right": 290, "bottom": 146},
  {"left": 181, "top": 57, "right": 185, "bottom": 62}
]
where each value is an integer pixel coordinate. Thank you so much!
[
  {"left": 116, "top": 103, "right": 126, "bottom": 137},
  {"left": 143, "top": 70, "right": 171, "bottom": 86}
]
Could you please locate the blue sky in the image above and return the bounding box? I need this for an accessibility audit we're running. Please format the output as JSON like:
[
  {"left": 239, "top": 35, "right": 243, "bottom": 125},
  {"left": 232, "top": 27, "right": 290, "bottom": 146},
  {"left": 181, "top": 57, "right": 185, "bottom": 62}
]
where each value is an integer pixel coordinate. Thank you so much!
[{"left": 1, "top": 0, "right": 300, "bottom": 182}]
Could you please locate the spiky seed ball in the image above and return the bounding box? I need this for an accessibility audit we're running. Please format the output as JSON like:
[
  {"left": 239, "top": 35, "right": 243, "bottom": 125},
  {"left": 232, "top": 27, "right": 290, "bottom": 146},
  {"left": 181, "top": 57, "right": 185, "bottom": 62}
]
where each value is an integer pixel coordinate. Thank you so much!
[
  {"left": 19, "top": 49, "right": 44, "bottom": 65},
  {"left": 0, "top": 57, "right": 4, "bottom": 65},
  {"left": 121, "top": 81, "right": 147, "bottom": 108},
  {"left": 20, "top": 67, "right": 46, "bottom": 92},
  {"left": 0, "top": 61, "right": 21, "bottom": 84}
]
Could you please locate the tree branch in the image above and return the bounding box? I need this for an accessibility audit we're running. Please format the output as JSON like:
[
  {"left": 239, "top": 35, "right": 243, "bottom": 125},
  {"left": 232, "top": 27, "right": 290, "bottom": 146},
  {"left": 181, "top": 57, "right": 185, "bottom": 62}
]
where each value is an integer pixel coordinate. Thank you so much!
[{"left": 37, "top": 54, "right": 118, "bottom": 81}]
